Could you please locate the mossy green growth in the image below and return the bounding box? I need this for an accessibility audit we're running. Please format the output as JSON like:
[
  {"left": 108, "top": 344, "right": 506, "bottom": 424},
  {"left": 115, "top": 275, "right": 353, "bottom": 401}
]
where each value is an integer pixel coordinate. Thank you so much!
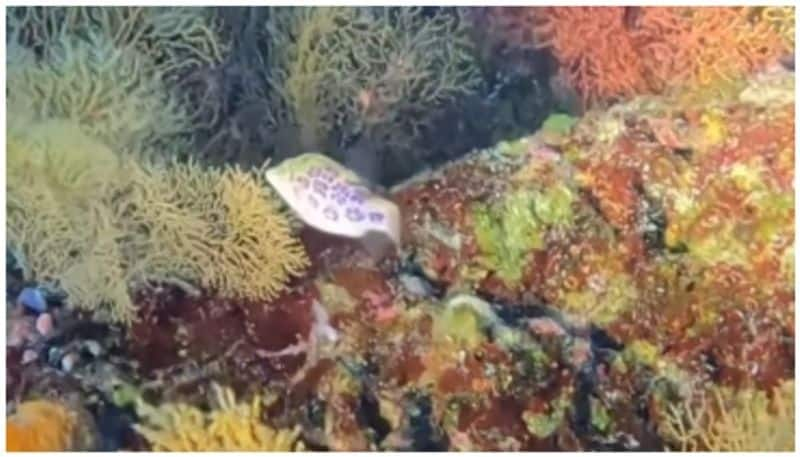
[
  {"left": 522, "top": 393, "right": 571, "bottom": 439},
  {"left": 590, "top": 398, "right": 613, "bottom": 434},
  {"left": 111, "top": 382, "right": 142, "bottom": 408},
  {"left": 534, "top": 184, "right": 576, "bottom": 228},
  {"left": 473, "top": 185, "right": 576, "bottom": 285},
  {"left": 494, "top": 137, "right": 530, "bottom": 157},
  {"left": 626, "top": 340, "right": 661, "bottom": 366},
  {"left": 541, "top": 113, "right": 577, "bottom": 136},
  {"left": 433, "top": 305, "right": 486, "bottom": 350}
]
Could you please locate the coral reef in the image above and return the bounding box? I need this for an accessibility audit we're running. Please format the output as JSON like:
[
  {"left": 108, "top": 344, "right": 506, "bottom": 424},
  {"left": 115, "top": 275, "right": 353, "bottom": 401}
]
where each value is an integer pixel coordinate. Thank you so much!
[
  {"left": 4, "top": 6, "right": 794, "bottom": 453},
  {"left": 135, "top": 384, "right": 302, "bottom": 451}
]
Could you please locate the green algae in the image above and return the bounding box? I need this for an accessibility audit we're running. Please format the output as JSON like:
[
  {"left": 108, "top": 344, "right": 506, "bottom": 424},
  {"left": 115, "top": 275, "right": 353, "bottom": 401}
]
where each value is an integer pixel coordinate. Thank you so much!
[{"left": 473, "top": 185, "right": 576, "bottom": 286}]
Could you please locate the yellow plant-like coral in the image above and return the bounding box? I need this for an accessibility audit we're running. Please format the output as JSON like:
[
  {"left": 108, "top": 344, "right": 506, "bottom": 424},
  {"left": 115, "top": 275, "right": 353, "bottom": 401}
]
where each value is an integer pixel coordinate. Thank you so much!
[
  {"left": 134, "top": 159, "right": 310, "bottom": 302},
  {"left": 663, "top": 380, "right": 795, "bottom": 451},
  {"left": 135, "top": 384, "right": 303, "bottom": 451},
  {"left": 7, "top": 118, "right": 308, "bottom": 325},
  {"left": 6, "top": 116, "right": 142, "bottom": 323},
  {"left": 6, "top": 400, "right": 84, "bottom": 451}
]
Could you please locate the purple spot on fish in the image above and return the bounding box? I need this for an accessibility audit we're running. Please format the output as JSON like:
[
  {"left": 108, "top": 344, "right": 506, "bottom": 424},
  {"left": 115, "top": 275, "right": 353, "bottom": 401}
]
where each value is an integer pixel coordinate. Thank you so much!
[
  {"left": 368, "top": 211, "right": 384, "bottom": 223},
  {"left": 346, "top": 207, "right": 364, "bottom": 222},
  {"left": 295, "top": 176, "right": 310, "bottom": 188},
  {"left": 323, "top": 206, "right": 339, "bottom": 221},
  {"left": 312, "top": 179, "right": 328, "bottom": 197},
  {"left": 349, "top": 187, "right": 368, "bottom": 204},
  {"left": 307, "top": 195, "right": 319, "bottom": 208},
  {"left": 334, "top": 194, "right": 347, "bottom": 206}
]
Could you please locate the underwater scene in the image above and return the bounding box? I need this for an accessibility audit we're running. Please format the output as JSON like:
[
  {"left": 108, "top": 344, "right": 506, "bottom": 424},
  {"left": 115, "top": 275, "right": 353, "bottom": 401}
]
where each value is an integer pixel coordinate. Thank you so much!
[{"left": 3, "top": 5, "right": 796, "bottom": 452}]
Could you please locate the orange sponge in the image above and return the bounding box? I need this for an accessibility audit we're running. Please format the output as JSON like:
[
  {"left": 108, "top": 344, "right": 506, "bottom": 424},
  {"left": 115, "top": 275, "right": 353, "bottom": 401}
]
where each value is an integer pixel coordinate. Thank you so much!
[{"left": 6, "top": 400, "right": 79, "bottom": 451}]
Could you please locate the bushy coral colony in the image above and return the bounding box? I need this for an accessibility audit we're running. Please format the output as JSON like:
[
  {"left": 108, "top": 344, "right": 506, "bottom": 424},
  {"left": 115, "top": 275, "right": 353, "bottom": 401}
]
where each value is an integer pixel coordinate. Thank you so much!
[{"left": 4, "top": 6, "right": 796, "bottom": 452}]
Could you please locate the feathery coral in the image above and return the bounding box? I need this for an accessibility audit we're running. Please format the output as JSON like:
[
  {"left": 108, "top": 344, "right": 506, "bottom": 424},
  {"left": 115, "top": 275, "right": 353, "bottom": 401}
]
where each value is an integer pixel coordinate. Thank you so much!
[
  {"left": 134, "top": 159, "right": 311, "bottom": 301},
  {"left": 663, "top": 380, "right": 795, "bottom": 451},
  {"left": 135, "top": 384, "right": 303, "bottom": 451},
  {"left": 6, "top": 400, "right": 80, "bottom": 451},
  {"left": 7, "top": 32, "right": 190, "bottom": 159},
  {"left": 487, "top": 7, "right": 793, "bottom": 106},
  {"left": 265, "top": 6, "right": 480, "bottom": 150},
  {"left": 7, "top": 118, "right": 308, "bottom": 325},
  {"left": 6, "top": 6, "right": 226, "bottom": 83}
]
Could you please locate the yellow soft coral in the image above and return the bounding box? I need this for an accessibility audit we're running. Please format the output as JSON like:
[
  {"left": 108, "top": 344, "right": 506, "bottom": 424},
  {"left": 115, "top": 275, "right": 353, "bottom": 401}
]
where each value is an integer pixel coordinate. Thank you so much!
[
  {"left": 6, "top": 400, "right": 80, "bottom": 451},
  {"left": 135, "top": 384, "right": 303, "bottom": 451},
  {"left": 663, "top": 380, "right": 795, "bottom": 451},
  {"left": 132, "top": 158, "right": 310, "bottom": 302},
  {"left": 7, "top": 117, "right": 308, "bottom": 325},
  {"left": 7, "top": 116, "right": 141, "bottom": 323}
]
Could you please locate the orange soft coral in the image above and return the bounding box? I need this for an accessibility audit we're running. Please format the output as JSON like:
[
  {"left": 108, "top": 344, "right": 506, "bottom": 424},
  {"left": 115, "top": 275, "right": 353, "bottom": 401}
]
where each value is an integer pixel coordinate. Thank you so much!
[
  {"left": 532, "top": 7, "right": 652, "bottom": 106},
  {"left": 6, "top": 400, "right": 79, "bottom": 451},
  {"left": 483, "top": 7, "right": 792, "bottom": 107}
]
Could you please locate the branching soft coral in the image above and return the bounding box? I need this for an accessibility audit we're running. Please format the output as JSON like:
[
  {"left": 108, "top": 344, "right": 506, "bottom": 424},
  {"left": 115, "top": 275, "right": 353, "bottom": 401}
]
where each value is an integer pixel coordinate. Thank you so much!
[
  {"left": 663, "top": 380, "right": 794, "bottom": 451},
  {"left": 7, "top": 33, "right": 190, "bottom": 159},
  {"left": 264, "top": 6, "right": 481, "bottom": 151},
  {"left": 7, "top": 118, "right": 308, "bottom": 325},
  {"left": 135, "top": 384, "right": 303, "bottom": 451},
  {"left": 6, "top": 6, "right": 226, "bottom": 83},
  {"left": 488, "top": 7, "right": 792, "bottom": 106},
  {"left": 6, "top": 6, "right": 227, "bottom": 159},
  {"left": 6, "top": 116, "right": 142, "bottom": 323},
  {"left": 131, "top": 159, "right": 310, "bottom": 302}
]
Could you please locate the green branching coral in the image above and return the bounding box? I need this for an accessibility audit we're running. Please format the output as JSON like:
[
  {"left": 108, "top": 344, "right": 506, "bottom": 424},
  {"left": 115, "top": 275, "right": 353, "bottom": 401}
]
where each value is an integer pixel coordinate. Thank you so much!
[
  {"left": 7, "top": 34, "right": 190, "bottom": 159},
  {"left": 7, "top": 119, "right": 308, "bottom": 325},
  {"left": 264, "top": 6, "right": 481, "bottom": 151},
  {"left": 6, "top": 6, "right": 226, "bottom": 83},
  {"left": 6, "top": 6, "right": 227, "bottom": 159},
  {"left": 473, "top": 184, "right": 576, "bottom": 285}
]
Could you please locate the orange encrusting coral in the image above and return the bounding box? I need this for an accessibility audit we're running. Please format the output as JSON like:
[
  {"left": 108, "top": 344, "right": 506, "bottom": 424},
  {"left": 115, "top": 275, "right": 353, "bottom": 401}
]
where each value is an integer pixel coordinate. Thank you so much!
[
  {"left": 6, "top": 400, "right": 78, "bottom": 451},
  {"left": 487, "top": 6, "right": 792, "bottom": 106}
]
